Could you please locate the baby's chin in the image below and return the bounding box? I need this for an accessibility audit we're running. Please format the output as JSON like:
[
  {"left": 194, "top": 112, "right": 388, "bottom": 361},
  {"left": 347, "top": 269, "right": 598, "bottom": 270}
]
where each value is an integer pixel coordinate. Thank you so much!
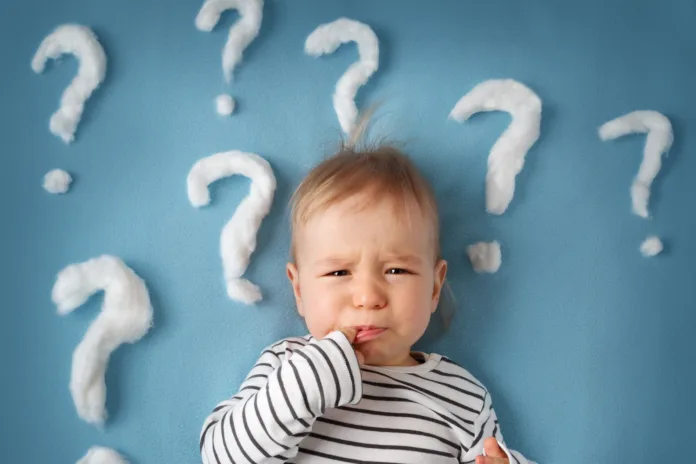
[{"left": 358, "top": 340, "right": 412, "bottom": 367}]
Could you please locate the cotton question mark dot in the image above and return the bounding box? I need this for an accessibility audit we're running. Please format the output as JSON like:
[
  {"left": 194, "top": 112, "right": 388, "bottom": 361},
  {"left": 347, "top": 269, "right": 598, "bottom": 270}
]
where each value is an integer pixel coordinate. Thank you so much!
[
  {"left": 215, "top": 94, "right": 236, "bottom": 116},
  {"left": 51, "top": 255, "right": 153, "bottom": 427},
  {"left": 187, "top": 151, "right": 276, "bottom": 304},
  {"left": 450, "top": 79, "right": 542, "bottom": 273},
  {"left": 196, "top": 0, "right": 263, "bottom": 115},
  {"left": 599, "top": 110, "right": 673, "bottom": 257},
  {"left": 43, "top": 169, "right": 73, "bottom": 194},
  {"left": 305, "top": 18, "right": 379, "bottom": 137},
  {"left": 467, "top": 241, "right": 502, "bottom": 274}
]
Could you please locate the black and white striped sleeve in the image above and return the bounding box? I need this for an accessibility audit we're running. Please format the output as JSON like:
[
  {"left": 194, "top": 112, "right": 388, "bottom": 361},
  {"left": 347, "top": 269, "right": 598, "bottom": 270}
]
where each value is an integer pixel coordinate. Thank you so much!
[
  {"left": 200, "top": 331, "right": 363, "bottom": 464},
  {"left": 461, "top": 391, "right": 535, "bottom": 464}
]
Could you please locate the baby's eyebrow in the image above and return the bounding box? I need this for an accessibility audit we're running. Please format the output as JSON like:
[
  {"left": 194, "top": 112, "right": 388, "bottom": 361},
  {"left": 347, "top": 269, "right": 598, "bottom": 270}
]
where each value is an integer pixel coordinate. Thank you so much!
[
  {"left": 314, "top": 257, "right": 352, "bottom": 268},
  {"left": 386, "top": 254, "right": 423, "bottom": 266},
  {"left": 313, "top": 253, "right": 423, "bottom": 268}
]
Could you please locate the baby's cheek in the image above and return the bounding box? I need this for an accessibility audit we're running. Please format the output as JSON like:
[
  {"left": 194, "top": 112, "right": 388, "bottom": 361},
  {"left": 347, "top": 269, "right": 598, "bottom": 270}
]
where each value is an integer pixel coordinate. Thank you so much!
[
  {"left": 304, "top": 295, "right": 342, "bottom": 338},
  {"left": 400, "top": 298, "right": 433, "bottom": 339}
]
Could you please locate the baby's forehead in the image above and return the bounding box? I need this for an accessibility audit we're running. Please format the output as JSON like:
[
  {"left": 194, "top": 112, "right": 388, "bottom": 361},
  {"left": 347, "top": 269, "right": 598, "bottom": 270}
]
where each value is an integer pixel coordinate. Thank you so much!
[
  {"left": 295, "top": 195, "right": 439, "bottom": 258},
  {"left": 310, "top": 193, "right": 429, "bottom": 228}
]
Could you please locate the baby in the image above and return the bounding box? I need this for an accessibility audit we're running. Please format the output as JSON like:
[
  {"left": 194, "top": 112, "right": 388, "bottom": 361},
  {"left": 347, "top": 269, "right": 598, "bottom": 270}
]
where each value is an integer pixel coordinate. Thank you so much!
[{"left": 200, "top": 140, "right": 534, "bottom": 464}]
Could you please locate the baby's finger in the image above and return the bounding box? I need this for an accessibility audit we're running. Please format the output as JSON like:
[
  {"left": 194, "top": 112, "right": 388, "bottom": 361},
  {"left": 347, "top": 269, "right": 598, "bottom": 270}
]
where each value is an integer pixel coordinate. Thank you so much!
[
  {"left": 336, "top": 327, "right": 358, "bottom": 343},
  {"left": 475, "top": 456, "right": 508, "bottom": 464},
  {"left": 483, "top": 437, "right": 507, "bottom": 458}
]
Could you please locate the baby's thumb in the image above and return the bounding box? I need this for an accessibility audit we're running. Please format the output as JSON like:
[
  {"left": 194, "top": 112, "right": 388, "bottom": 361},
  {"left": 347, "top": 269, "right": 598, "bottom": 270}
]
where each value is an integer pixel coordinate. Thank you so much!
[
  {"left": 483, "top": 437, "right": 507, "bottom": 458},
  {"left": 337, "top": 327, "right": 358, "bottom": 343}
]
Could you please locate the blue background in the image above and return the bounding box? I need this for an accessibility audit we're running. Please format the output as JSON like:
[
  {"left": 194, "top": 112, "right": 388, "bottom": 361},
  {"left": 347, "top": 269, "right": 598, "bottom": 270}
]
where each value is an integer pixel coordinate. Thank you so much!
[{"left": 2, "top": 0, "right": 695, "bottom": 462}]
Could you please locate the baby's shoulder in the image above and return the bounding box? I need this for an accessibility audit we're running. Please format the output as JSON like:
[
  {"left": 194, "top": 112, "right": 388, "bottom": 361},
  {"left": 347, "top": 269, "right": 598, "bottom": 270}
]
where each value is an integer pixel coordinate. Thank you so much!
[{"left": 426, "top": 355, "right": 489, "bottom": 398}]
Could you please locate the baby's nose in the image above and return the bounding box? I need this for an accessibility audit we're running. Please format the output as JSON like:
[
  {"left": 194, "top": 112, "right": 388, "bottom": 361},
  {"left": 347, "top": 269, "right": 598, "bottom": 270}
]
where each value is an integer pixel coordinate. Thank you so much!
[{"left": 353, "top": 278, "right": 387, "bottom": 309}]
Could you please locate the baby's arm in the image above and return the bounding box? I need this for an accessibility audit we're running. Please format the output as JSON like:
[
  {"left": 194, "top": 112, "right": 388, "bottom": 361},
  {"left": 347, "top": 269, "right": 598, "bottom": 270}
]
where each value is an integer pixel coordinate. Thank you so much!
[
  {"left": 463, "top": 392, "right": 535, "bottom": 464},
  {"left": 199, "top": 331, "right": 362, "bottom": 464}
]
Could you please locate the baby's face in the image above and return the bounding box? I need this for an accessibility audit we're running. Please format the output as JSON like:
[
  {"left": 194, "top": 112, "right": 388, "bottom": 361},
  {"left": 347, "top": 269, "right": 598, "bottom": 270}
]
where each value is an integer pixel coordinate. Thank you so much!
[{"left": 287, "top": 193, "right": 447, "bottom": 366}]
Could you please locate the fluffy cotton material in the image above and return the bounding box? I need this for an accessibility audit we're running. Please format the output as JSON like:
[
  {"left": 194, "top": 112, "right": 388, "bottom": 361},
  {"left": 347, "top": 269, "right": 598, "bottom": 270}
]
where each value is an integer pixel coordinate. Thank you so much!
[
  {"left": 43, "top": 169, "right": 72, "bottom": 194},
  {"left": 195, "top": 0, "right": 263, "bottom": 83},
  {"left": 467, "top": 241, "right": 502, "bottom": 273},
  {"left": 77, "top": 447, "right": 127, "bottom": 464},
  {"left": 215, "top": 94, "right": 235, "bottom": 115},
  {"left": 305, "top": 18, "right": 379, "bottom": 136},
  {"left": 32, "top": 24, "right": 106, "bottom": 144},
  {"left": 52, "top": 255, "right": 153, "bottom": 426},
  {"left": 187, "top": 151, "right": 276, "bottom": 304},
  {"left": 450, "top": 79, "right": 542, "bottom": 215},
  {"left": 598, "top": 110, "right": 673, "bottom": 219},
  {"left": 640, "top": 236, "right": 663, "bottom": 257}
]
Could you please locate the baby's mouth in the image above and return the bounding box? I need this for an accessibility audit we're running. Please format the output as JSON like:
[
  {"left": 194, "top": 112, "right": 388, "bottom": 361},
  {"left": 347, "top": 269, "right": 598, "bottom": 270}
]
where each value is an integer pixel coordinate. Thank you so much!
[{"left": 353, "top": 326, "right": 386, "bottom": 344}]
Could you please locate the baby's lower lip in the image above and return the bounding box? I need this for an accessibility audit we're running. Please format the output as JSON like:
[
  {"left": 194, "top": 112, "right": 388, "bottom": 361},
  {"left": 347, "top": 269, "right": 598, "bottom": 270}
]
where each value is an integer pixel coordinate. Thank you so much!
[{"left": 354, "top": 327, "right": 386, "bottom": 344}]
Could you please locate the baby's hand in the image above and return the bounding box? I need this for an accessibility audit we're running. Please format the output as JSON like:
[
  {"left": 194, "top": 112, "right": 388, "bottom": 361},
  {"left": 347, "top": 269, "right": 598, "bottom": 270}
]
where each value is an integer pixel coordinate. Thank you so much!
[
  {"left": 476, "top": 437, "right": 509, "bottom": 464},
  {"left": 334, "top": 328, "right": 365, "bottom": 365}
]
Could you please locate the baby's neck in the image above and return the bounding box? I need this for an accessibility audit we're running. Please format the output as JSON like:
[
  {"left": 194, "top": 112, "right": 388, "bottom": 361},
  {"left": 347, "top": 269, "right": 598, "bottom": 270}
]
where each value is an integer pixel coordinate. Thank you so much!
[{"left": 371, "top": 351, "right": 422, "bottom": 367}]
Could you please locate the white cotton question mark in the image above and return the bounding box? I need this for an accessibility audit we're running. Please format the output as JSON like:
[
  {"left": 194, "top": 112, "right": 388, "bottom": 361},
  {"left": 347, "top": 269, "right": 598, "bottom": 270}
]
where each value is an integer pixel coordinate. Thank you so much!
[
  {"left": 450, "top": 79, "right": 542, "bottom": 273},
  {"left": 598, "top": 110, "right": 673, "bottom": 256},
  {"left": 51, "top": 255, "right": 153, "bottom": 427},
  {"left": 196, "top": 0, "right": 263, "bottom": 115},
  {"left": 32, "top": 24, "right": 107, "bottom": 144},
  {"left": 305, "top": 18, "right": 379, "bottom": 136},
  {"left": 187, "top": 151, "right": 276, "bottom": 304},
  {"left": 32, "top": 24, "right": 106, "bottom": 193}
]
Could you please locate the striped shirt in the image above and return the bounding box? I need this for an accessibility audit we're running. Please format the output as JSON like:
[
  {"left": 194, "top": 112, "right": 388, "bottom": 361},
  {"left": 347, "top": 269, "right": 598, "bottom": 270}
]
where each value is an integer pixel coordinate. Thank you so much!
[{"left": 200, "top": 332, "right": 533, "bottom": 464}]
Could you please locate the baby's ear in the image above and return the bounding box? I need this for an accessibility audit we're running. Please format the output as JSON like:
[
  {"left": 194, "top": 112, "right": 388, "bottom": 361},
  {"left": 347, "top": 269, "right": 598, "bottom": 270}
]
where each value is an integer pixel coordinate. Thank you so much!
[
  {"left": 431, "top": 259, "right": 448, "bottom": 312},
  {"left": 286, "top": 262, "right": 304, "bottom": 316}
]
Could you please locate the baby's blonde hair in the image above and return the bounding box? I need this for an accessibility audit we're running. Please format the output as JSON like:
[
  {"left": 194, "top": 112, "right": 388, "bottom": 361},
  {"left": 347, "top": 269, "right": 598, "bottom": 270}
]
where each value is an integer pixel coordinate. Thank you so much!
[{"left": 290, "top": 142, "right": 441, "bottom": 261}]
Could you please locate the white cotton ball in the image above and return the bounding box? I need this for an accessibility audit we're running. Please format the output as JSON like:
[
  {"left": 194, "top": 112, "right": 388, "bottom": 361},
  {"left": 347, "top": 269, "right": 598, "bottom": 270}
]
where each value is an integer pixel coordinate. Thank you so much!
[
  {"left": 467, "top": 241, "right": 502, "bottom": 273},
  {"left": 43, "top": 169, "right": 72, "bottom": 194},
  {"left": 216, "top": 94, "right": 235, "bottom": 116},
  {"left": 640, "top": 236, "right": 663, "bottom": 257},
  {"left": 77, "top": 446, "right": 127, "bottom": 464}
]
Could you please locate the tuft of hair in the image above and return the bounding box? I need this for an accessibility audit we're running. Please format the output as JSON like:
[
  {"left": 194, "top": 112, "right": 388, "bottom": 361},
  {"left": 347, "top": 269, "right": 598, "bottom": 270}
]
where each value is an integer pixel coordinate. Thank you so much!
[{"left": 290, "top": 110, "right": 440, "bottom": 259}]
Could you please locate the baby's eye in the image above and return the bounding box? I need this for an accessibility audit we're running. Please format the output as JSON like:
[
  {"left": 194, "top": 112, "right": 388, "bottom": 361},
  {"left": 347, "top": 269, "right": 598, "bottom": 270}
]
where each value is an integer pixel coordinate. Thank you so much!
[
  {"left": 327, "top": 270, "right": 349, "bottom": 277},
  {"left": 386, "top": 268, "right": 409, "bottom": 275}
]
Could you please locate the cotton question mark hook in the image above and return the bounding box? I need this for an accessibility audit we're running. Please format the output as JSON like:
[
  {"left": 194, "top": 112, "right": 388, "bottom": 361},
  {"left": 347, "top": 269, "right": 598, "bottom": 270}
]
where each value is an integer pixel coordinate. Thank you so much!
[
  {"left": 51, "top": 255, "right": 153, "bottom": 426},
  {"left": 187, "top": 151, "right": 276, "bottom": 304},
  {"left": 450, "top": 79, "right": 542, "bottom": 273},
  {"left": 599, "top": 110, "right": 673, "bottom": 256},
  {"left": 195, "top": 0, "right": 263, "bottom": 115},
  {"left": 450, "top": 79, "right": 542, "bottom": 215},
  {"left": 598, "top": 110, "right": 673, "bottom": 218},
  {"left": 305, "top": 18, "right": 379, "bottom": 137},
  {"left": 32, "top": 24, "right": 107, "bottom": 144}
]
